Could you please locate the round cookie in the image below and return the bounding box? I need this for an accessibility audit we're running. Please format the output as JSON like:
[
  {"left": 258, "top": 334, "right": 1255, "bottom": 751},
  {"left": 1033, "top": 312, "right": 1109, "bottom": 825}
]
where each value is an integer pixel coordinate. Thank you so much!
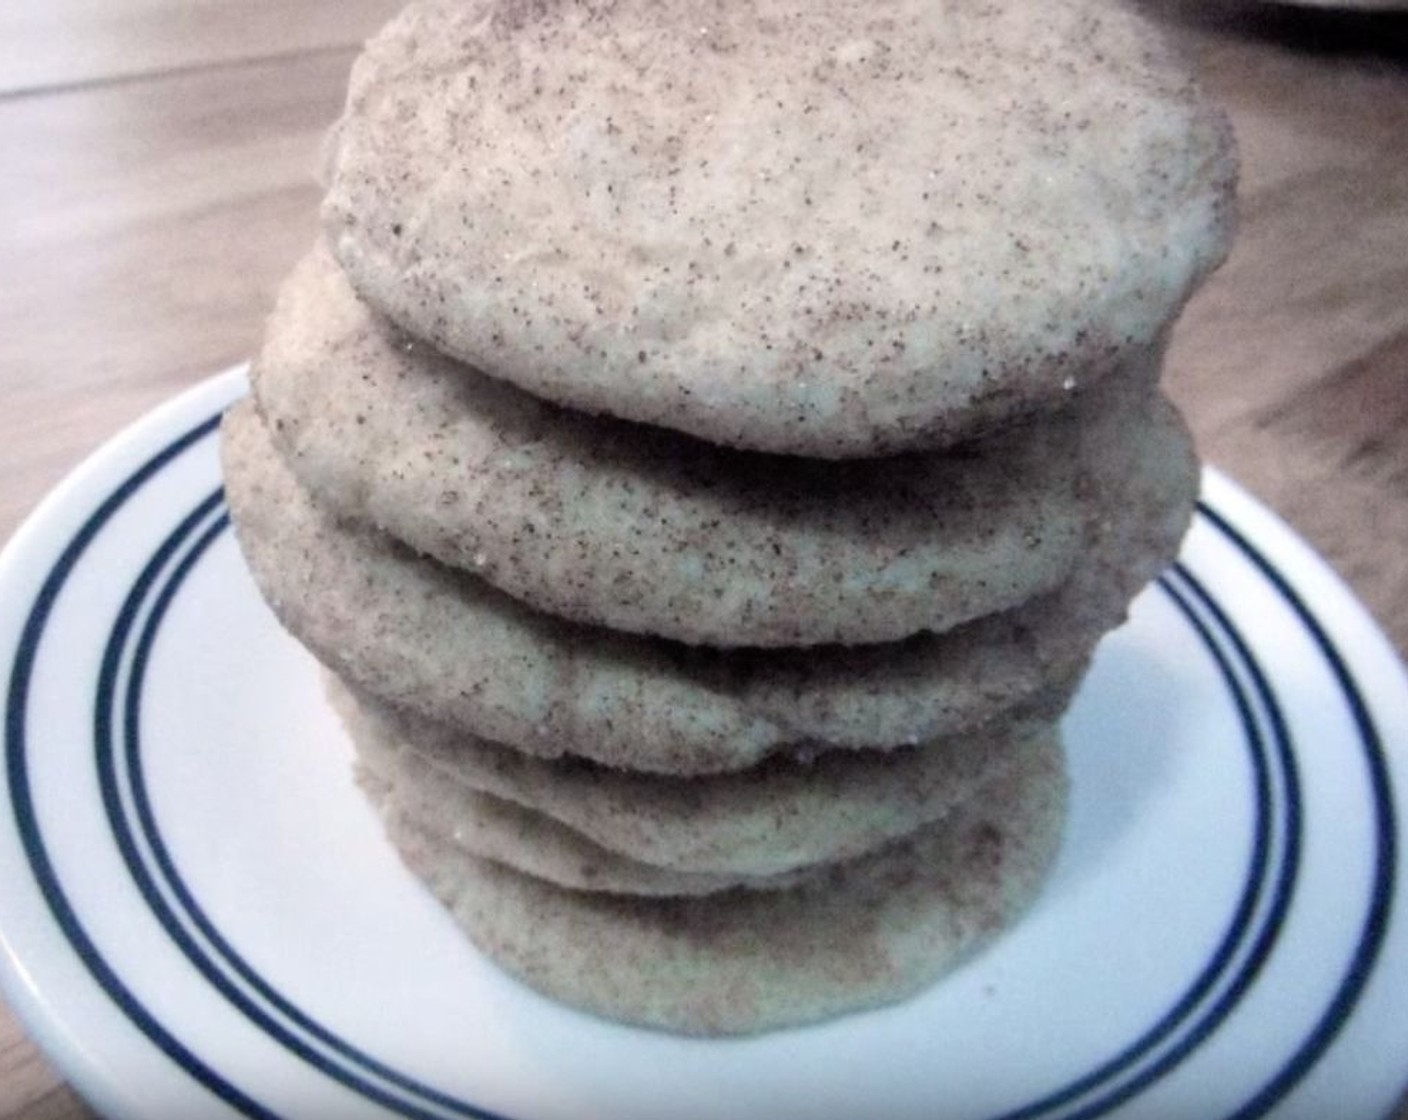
[
  {"left": 357, "top": 763, "right": 816, "bottom": 898},
  {"left": 332, "top": 673, "right": 1061, "bottom": 876},
  {"left": 324, "top": 0, "right": 1234, "bottom": 457},
  {"left": 222, "top": 401, "right": 1107, "bottom": 773},
  {"left": 254, "top": 244, "right": 1086, "bottom": 647},
  {"left": 386, "top": 725, "right": 1068, "bottom": 1036}
]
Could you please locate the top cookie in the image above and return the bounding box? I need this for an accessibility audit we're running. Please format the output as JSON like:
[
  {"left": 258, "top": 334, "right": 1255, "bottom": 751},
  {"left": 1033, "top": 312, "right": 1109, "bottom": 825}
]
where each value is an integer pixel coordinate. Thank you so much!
[{"left": 324, "top": 0, "right": 1234, "bottom": 457}]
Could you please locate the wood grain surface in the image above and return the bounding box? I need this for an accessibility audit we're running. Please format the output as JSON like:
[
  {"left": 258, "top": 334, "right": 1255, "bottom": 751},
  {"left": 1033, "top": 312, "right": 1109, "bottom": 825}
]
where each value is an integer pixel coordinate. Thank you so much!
[{"left": 1, "top": 1, "right": 1405, "bottom": 1117}]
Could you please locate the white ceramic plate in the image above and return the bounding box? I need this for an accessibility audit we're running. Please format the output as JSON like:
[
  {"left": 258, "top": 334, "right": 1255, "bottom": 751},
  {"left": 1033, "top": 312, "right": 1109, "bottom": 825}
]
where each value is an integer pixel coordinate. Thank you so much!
[{"left": 2, "top": 369, "right": 1407, "bottom": 1120}]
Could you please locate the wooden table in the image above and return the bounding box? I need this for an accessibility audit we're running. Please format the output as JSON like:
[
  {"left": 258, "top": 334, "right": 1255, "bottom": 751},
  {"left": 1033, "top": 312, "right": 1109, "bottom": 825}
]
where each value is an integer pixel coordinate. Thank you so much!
[{"left": 1, "top": 1, "right": 1405, "bottom": 1116}]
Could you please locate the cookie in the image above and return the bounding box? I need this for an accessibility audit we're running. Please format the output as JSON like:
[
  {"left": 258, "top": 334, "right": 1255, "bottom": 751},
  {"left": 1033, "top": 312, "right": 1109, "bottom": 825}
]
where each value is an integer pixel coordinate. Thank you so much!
[
  {"left": 324, "top": 0, "right": 1234, "bottom": 456},
  {"left": 387, "top": 721, "right": 1067, "bottom": 1035},
  {"left": 332, "top": 673, "right": 1061, "bottom": 877},
  {"left": 254, "top": 244, "right": 1086, "bottom": 646},
  {"left": 358, "top": 764, "right": 816, "bottom": 898}
]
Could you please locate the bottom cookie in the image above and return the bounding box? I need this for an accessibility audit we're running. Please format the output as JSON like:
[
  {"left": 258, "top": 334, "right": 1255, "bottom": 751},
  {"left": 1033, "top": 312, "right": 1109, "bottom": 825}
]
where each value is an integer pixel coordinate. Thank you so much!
[{"left": 385, "top": 730, "right": 1068, "bottom": 1036}]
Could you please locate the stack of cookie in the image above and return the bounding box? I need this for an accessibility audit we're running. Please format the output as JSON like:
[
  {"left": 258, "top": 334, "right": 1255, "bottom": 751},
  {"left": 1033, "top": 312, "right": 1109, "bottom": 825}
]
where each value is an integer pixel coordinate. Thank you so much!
[{"left": 222, "top": 0, "right": 1235, "bottom": 1035}]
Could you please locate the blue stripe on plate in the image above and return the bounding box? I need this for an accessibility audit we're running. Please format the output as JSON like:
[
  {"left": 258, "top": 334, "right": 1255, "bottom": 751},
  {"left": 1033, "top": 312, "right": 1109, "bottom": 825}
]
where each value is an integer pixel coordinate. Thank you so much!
[
  {"left": 1194, "top": 504, "right": 1396, "bottom": 1120},
  {"left": 5, "top": 412, "right": 280, "bottom": 1119},
  {"left": 97, "top": 498, "right": 510, "bottom": 1120},
  {"left": 990, "top": 563, "right": 1300, "bottom": 1120}
]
